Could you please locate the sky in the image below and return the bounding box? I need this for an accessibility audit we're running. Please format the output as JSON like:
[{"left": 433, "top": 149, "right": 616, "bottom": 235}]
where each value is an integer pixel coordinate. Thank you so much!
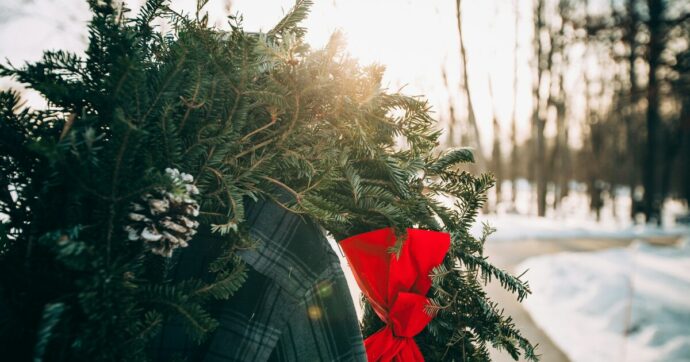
[
  {"left": 0, "top": 0, "right": 542, "bottom": 156},
  {"left": 197, "top": 0, "right": 538, "bottom": 154}
]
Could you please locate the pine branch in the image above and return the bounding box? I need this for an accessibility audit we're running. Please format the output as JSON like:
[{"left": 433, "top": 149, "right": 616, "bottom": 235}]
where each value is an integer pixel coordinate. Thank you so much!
[{"left": 268, "top": 0, "right": 314, "bottom": 38}]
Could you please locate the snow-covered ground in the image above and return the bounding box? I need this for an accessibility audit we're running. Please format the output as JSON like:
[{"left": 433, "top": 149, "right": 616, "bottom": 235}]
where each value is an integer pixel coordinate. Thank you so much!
[
  {"left": 473, "top": 213, "right": 690, "bottom": 242},
  {"left": 518, "top": 239, "right": 690, "bottom": 362},
  {"left": 485, "top": 183, "right": 690, "bottom": 361}
]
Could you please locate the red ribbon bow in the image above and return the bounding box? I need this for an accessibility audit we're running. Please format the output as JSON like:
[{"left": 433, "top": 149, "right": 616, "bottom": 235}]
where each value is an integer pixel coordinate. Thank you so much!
[{"left": 340, "top": 228, "right": 451, "bottom": 362}]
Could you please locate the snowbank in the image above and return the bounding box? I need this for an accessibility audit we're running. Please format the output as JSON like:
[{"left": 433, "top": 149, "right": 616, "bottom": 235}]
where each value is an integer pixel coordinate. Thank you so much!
[
  {"left": 518, "top": 239, "right": 690, "bottom": 362},
  {"left": 473, "top": 213, "right": 690, "bottom": 242}
]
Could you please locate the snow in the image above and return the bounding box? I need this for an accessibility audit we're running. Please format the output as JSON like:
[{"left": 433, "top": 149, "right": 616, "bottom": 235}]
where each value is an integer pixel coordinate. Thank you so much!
[
  {"left": 517, "top": 239, "right": 690, "bottom": 362},
  {"left": 472, "top": 213, "right": 690, "bottom": 242}
]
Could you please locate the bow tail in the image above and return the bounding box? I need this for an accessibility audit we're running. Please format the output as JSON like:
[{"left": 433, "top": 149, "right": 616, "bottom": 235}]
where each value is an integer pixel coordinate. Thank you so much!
[{"left": 364, "top": 327, "right": 425, "bottom": 362}]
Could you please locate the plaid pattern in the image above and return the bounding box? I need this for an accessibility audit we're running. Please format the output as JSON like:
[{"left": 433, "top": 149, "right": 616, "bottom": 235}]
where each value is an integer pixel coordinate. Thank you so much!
[{"left": 152, "top": 197, "right": 366, "bottom": 362}]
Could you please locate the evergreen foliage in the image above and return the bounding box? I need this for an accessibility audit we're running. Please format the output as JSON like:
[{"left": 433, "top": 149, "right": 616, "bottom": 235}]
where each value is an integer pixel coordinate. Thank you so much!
[{"left": 0, "top": 0, "right": 536, "bottom": 360}]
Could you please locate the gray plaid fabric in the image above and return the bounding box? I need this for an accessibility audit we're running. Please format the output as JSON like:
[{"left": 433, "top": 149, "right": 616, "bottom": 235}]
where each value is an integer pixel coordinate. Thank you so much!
[{"left": 152, "top": 197, "right": 366, "bottom": 362}]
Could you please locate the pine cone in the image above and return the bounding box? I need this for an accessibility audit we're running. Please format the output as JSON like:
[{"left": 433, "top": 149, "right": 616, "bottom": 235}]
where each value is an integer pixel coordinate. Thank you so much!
[{"left": 125, "top": 168, "right": 200, "bottom": 257}]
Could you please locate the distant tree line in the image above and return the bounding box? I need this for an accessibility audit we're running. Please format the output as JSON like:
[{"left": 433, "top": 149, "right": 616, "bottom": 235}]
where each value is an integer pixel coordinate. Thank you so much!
[{"left": 453, "top": 0, "right": 690, "bottom": 222}]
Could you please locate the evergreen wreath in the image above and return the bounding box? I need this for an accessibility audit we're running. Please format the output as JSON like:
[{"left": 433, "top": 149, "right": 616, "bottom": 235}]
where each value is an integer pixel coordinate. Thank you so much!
[{"left": 0, "top": 0, "right": 537, "bottom": 360}]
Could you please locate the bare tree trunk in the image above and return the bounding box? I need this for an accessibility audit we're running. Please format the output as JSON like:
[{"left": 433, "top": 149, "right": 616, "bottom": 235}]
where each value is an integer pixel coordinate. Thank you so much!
[
  {"left": 511, "top": 0, "right": 520, "bottom": 209},
  {"left": 556, "top": 54, "right": 570, "bottom": 204},
  {"left": 643, "top": 0, "right": 664, "bottom": 224},
  {"left": 682, "top": 100, "right": 690, "bottom": 205},
  {"left": 554, "top": 88, "right": 567, "bottom": 208},
  {"left": 492, "top": 121, "right": 503, "bottom": 208},
  {"left": 442, "top": 69, "right": 458, "bottom": 148},
  {"left": 625, "top": 0, "right": 640, "bottom": 220},
  {"left": 583, "top": 0, "right": 603, "bottom": 220},
  {"left": 488, "top": 75, "right": 503, "bottom": 210},
  {"left": 533, "top": 0, "right": 547, "bottom": 216},
  {"left": 562, "top": 125, "right": 570, "bottom": 200},
  {"left": 456, "top": 0, "right": 486, "bottom": 171},
  {"left": 550, "top": 2, "right": 569, "bottom": 211},
  {"left": 684, "top": 122, "right": 690, "bottom": 205},
  {"left": 661, "top": 122, "right": 683, "bottom": 203}
]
